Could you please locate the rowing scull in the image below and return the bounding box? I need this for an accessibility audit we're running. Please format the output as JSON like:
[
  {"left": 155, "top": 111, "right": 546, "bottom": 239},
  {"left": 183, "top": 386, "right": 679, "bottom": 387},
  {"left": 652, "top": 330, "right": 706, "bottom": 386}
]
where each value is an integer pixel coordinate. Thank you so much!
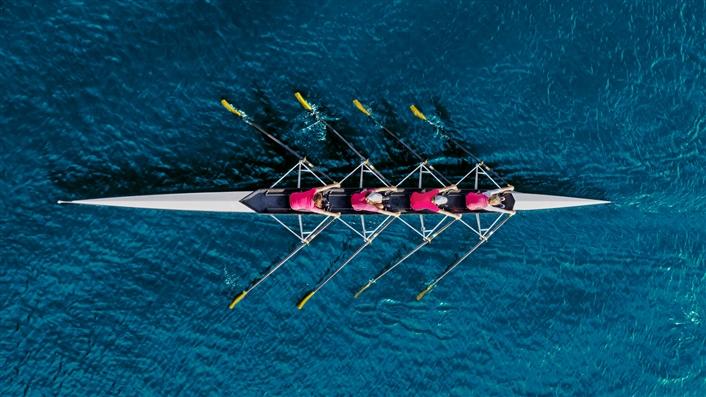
[
  {"left": 58, "top": 93, "right": 610, "bottom": 309},
  {"left": 56, "top": 189, "right": 609, "bottom": 213}
]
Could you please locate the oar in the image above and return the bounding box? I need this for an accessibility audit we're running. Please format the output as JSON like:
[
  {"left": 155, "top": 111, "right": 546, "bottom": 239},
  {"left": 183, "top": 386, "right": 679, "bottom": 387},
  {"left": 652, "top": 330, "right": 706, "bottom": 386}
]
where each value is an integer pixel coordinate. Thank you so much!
[
  {"left": 409, "top": 104, "right": 507, "bottom": 186},
  {"left": 415, "top": 239, "right": 485, "bottom": 301},
  {"left": 294, "top": 92, "right": 390, "bottom": 186},
  {"left": 229, "top": 216, "right": 336, "bottom": 309},
  {"left": 221, "top": 99, "right": 311, "bottom": 167},
  {"left": 354, "top": 216, "right": 458, "bottom": 298},
  {"left": 352, "top": 99, "right": 451, "bottom": 185},
  {"left": 415, "top": 213, "right": 513, "bottom": 301},
  {"left": 229, "top": 243, "right": 306, "bottom": 309},
  {"left": 296, "top": 216, "right": 396, "bottom": 309},
  {"left": 355, "top": 99, "right": 424, "bottom": 162},
  {"left": 295, "top": 92, "right": 367, "bottom": 162}
]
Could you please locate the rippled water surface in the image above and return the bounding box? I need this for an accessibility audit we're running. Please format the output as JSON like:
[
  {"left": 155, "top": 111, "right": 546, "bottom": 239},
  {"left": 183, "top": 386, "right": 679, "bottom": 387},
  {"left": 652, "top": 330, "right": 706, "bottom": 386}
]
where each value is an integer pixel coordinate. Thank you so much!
[{"left": 2, "top": 1, "right": 706, "bottom": 395}]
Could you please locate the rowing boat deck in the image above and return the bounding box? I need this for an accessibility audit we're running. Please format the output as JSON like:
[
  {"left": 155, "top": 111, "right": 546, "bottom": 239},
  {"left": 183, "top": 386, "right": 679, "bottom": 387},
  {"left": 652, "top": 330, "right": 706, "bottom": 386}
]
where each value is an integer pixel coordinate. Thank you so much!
[{"left": 240, "top": 188, "right": 515, "bottom": 214}]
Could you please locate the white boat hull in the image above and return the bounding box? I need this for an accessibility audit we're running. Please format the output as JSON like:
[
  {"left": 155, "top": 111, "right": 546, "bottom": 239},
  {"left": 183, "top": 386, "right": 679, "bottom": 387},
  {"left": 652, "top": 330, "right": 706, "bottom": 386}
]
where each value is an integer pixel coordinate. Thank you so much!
[
  {"left": 58, "top": 191, "right": 256, "bottom": 213},
  {"left": 511, "top": 192, "right": 610, "bottom": 210},
  {"left": 59, "top": 191, "right": 608, "bottom": 213}
]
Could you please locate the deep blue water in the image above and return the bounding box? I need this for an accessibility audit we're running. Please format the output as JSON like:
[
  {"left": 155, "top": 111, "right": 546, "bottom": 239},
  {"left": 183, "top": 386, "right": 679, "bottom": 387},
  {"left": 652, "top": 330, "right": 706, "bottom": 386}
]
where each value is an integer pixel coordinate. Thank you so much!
[{"left": 2, "top": 1, "right": 706, "bottom": 395}]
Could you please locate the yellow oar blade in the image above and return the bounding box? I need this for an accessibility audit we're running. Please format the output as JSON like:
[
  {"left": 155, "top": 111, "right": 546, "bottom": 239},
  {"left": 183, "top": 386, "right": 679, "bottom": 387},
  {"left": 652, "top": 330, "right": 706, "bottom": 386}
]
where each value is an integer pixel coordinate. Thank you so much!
[
  {"left": 220, "top": 99, "right": 243, "bottom": 117},
  {"left": 352, "top": 99, "right": 371, "bottom": 116},
  {"left": 296, "top": 290, "right": 316, "bottom": 310},
  {"left": 416, "top": 285, "right": 433, "bottom": 301},
  {"left": 353, "top": 281, "right": 373, "bottom": 299},
  {"left": 228, "top": 290, "right": 248, "bottom": 309},
  {"left": 409, "top": 104, "right": 427, "bottom": 121},
  {"left": 294, "top": 92, "right": 313, "bottom": 111}
]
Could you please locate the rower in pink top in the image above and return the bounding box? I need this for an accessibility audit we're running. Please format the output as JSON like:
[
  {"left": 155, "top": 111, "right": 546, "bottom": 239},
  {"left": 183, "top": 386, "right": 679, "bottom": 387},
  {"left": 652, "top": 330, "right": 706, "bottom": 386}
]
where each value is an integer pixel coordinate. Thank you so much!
[
  {"left": 350, "top": 187, "right": 400, "bottom": 217},
  {"left": 465, "top": 185, "right": 516, "bottom": 215},
  {"left": 409, "top": 185, "right": 461, "bottom": 219},
  {"left": 289, "top": 183, "right": 342, "bottom": 217}
]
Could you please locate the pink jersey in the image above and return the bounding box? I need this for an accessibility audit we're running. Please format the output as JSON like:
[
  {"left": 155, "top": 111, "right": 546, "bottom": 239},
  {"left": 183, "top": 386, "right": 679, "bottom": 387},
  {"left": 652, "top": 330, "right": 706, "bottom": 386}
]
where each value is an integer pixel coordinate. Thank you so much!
[
  {"left": 289, "top": 188, "right": 318, "bottom": 211},
  {"left": 410, "top": 188, "right": 440, "bottom": 213},
  {"left": 351, "top": 189, "right": 379, "bottom": 212},
  {"left": 465, "top": 192, "right": 489, "bottom": 210}
]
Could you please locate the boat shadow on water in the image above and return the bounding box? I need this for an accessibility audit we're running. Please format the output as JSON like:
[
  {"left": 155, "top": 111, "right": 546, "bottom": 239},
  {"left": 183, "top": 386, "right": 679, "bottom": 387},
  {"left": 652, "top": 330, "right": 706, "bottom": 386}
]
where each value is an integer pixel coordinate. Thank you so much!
[
  {"left": 50, "top": 91, "right": 609, "bottom": 203},
  {"left": 48, "top": 147, "right": 608, "bottom": 206}
]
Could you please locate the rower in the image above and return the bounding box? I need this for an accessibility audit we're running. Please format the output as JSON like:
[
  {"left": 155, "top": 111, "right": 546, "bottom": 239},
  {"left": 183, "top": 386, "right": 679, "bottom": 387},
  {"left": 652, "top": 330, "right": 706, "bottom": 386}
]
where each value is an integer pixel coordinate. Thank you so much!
[
  {"left": 350, "top": 187, "right": 401, "bottom": 217},
  {"left": 289, "top": 183, "right": 342, "bottom": 217},
  {"left": 465, "top": 185, "right": 516, "bottom": 215},
  {"left": 410, "top": 185, "right": 461, "bottom": 219}
]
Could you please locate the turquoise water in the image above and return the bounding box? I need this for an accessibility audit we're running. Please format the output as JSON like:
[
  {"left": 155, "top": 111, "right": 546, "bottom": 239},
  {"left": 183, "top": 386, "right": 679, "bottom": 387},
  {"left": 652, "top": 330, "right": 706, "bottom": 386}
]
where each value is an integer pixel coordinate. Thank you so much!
[{"left": 2, "top": 1, "right": 706, "bottom": 395}]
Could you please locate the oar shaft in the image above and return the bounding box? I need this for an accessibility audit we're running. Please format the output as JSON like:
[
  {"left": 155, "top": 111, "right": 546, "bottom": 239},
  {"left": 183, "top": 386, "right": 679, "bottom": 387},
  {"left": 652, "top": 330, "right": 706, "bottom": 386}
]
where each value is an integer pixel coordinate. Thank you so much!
[
  {"left": 353, "top": 99, "right": 423, "bottom": 158},
  {"left": 327, "top": 124, "right": 367, "bottom": 162},
  {"left": 434, "top": 240, "right": 484, "bottom": 285},
  {"left": 419, "top": 214, "right": 512, "bottom": 298},
  {"left": 249, "top": 121, "right": 306, "bottom": 162},
  {"left": 222, "top": 99, "right": 302, "bottom": 160},
  {"left": 221, "top": 98, "right": 332, "bottom": 181},
  {"left": 242, "top": 216, "right": 334, "bottom": 293},
  {"left": 316, "top": 241, "right": 370, "bottom": 293},
  {"left": 299, "top": 217, "right": 396, "bottom": 309},
  {"left": 295, "top": 93, "right": 391, "bottom": 185},
  {"left": 317, "top": 216, "right": 395, "bottom": 293},
  {"left": 248, "top": 242, "right": 307, "bottom": 291},
  {"left": 230, "top": 242, "right": 308, "bottom": 310},
  {"left": 379, "top": 125, "right": 451, "bottom": 185},
  {"left": 408, "top": 103, "right": 506, "bottom": 185},
  {"left": 353, "top": 98, "right": 450, "bottom": 185},
  {"left": 379, "top": 125, "right": 424, "bottom": 162},
  {"left": 295, "top": 92, "right": 367, "bottom": 161},
  {"left": 445, "top": 137, "right": 506, "bottom": 184},
  {"left": 443, "top": 135, "right": 507, "bottom": 185},
  {"left": 297, "top": 242, "right": 369, "bottom": 310},
  {"left": 369, "top": 217, "right": 458, "bottom": 285},
  {"left": 373, "top": 240, "right": 429, "bottom": 282}
]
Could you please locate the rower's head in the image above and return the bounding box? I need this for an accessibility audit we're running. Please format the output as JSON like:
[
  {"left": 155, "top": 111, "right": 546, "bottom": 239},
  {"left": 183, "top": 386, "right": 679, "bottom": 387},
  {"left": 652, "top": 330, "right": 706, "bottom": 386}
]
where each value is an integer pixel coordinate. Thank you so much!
[
  {"left": 314, "top": 192, "right": 324, "bottom": 208},
  {"left": 488, "top": 194, "right": 504, "bottom": 206},
  {"left": 433, "top": 195, "right": 448, "bottom": 206},
  {"left": 367, "top": 192, "right": 384, "bottom": 204}
]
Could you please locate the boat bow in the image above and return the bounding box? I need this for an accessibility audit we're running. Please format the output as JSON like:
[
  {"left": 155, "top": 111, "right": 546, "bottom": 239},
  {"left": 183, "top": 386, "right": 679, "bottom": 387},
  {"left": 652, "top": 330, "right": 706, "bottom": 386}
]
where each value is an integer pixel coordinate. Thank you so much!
[{"left": 511, "top": 192, "right": 610, "bottom": 211}]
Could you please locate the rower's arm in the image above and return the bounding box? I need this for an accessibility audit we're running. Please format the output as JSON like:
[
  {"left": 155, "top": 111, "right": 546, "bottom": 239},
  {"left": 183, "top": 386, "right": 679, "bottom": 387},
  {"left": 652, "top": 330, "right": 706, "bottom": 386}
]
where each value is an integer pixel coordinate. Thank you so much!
[
  {"left": 315, "top": 183, "right": 341, "bottom": 193},
  {"left": 485, "top": 185, "right": 515, "bottom": 196},
  {"left": 438, "top": 209, "right": 462, "bottom": 220},
  {"left": 373, "top": 186, "right": 398, "bottom": 193},
  {"left": 310, "top": 208, "right": 341, "bottom": 218},
  {"left": 377, "top": 209, "right": 401, "bottom": 218},
  {"left": 485, "top": 206, "right": 516, "bottom": 215},
  {"left": 438, "top": 184, "right": 459, "bottom": 193}
]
